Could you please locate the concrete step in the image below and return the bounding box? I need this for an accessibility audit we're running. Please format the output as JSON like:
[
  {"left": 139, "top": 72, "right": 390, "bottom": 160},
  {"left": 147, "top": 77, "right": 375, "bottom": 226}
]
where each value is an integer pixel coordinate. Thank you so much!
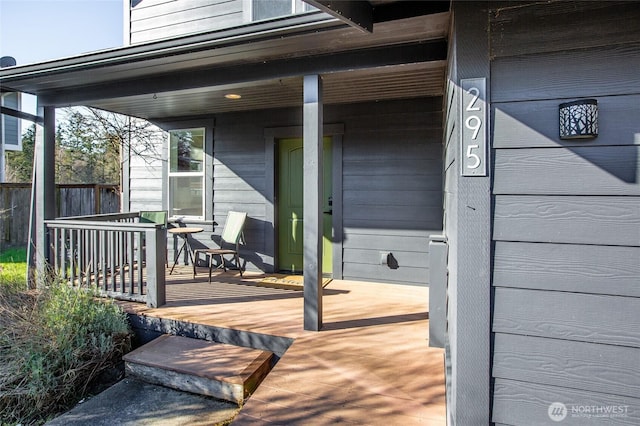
[{"left": 123, "top": 334, "right": 274, "bottom": 404}]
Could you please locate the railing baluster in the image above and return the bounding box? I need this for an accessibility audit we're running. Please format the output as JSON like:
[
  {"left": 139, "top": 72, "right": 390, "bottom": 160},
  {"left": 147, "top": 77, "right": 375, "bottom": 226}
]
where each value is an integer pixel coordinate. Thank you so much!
[
  {"left": 92, "top": 229, "right": 98, "bottom": 289},
  {"left": 119, "top": 229, "right": 126, "bottom": 292},
  {"left": 60, "top": 228, "right": 67, "bottom": 279},
  {"left": 69, "top": 229, "right": 76, "bottom": 286},
  {"left": 89, "top": 229, "right": 94, "bottom": 287},
  {"left": 110, "top": 230, "right": 117, "bottom": 291},
  {"left": 128, "top": 231, "right": 135, "bottom": 294},
  {"left": 137, "top": 231, "right": 144, "bottom": 295},
  {"left": 101, "top": 230, "right": 107, "bottom": 291},
  {"left": 53, "top": 228, "right": 59, "bottom": 272},
  {"left": 78, "top": 229, "right": 87, "bottom": 288},
  {"left": 44, "top": 212, "right": 166, "bottom": 306},
  {"left": 85, "top": 229, "right": 91, "bottom": 288}
]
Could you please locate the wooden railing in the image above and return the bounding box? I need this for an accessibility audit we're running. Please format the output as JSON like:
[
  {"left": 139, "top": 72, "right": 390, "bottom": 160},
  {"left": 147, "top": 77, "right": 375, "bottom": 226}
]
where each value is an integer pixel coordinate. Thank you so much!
[{"left": 45, "top": 212, "right": 166, "bottom": 307}]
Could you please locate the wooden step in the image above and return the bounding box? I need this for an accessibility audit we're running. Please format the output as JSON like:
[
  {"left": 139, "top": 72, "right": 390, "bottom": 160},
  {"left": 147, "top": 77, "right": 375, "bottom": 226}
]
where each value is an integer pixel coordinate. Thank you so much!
[{"left": 123, "top": 334, "right": 274, "bottom": 404}]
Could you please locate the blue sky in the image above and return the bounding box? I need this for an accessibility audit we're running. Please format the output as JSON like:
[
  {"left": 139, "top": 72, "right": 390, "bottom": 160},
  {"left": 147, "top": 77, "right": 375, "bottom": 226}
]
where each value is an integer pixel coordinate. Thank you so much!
[
  {"left": 0, "top": 0, "right": 123, "bottom": 64},
  {"left": 1, "top": 0, "right": 123, "bottom": 130}
]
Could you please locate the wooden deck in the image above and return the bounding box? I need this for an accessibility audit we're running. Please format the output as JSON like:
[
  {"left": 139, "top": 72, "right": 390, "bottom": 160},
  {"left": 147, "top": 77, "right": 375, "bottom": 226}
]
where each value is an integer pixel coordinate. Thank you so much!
[{"left": 119, "top": 266, "right": 446, "bottom": 425}]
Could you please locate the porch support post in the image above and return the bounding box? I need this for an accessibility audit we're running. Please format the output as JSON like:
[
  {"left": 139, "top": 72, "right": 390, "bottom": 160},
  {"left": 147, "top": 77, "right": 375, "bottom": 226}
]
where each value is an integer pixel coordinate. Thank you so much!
[
  {"left": 145, "top": 226, "right": 167, "bottom": 308},
  {"left": 303, "top": 75, "right": 323, "bottom": 331},
  {"left": 447, "top": 1, "right": 491, "bottom": 424},
  {"left": 33, "top": 105, "right": 56, "bottom": 287}
]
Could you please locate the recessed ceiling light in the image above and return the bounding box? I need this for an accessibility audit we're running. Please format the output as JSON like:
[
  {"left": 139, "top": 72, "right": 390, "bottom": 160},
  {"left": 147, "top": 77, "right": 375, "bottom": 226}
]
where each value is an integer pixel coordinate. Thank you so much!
[{"left": 225, "top": 93, "right": 242, "bottom": 100}]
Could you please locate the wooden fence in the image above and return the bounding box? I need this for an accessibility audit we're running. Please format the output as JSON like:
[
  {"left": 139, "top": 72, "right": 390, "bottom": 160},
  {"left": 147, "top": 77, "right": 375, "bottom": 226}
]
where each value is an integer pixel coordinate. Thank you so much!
[{"left": 0, "top": 183, "right": 120, "bottom": 250}]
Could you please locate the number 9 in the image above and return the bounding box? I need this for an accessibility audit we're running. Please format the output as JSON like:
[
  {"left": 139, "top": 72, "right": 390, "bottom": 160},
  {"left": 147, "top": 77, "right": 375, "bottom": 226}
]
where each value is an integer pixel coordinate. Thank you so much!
[{"left": 465, "top": 115, "right": 482, "bottom": 140}]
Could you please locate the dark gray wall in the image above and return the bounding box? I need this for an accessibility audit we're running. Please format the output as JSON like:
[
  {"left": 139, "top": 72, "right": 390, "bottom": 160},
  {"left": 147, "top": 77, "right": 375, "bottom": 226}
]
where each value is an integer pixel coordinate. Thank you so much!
[
  {"left": 130, "top": 98, "right": 444, "bottom": 286},
  {"left": 327, "top": 99, "right": 443, "bottom": 285},
  {"left": 489, "top": 2, "right": 640, "bottom": 424},
  {"left": 212, "top": 98, "right": 443, "bottom": 284}
]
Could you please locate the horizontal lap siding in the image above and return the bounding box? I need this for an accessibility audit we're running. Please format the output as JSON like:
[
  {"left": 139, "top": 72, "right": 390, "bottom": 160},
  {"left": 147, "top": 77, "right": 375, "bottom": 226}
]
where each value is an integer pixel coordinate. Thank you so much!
[
  {"left": 129, "top": 140, "right": 164, "bottom": 212},
  {"left": 129, "top": 99, "right": 443, "bottom": 280},
  {"left": 130, "top": 0, "right": 243, "bottom": 44},
  {"left": 213, "top": 116, "right": 274, "bottom": 271},
  {"left": 493, "top": 379, "right": 640, "bottom": 426},
  {"left": 493, "top": 195, "right": 640, "bottom": 246},
  {"left": 331, "top": 99, "right": 443, "bottom": 286},
  {"left": 493, "top": 242, "right": 640, "bottom": 297},
  {"left": 489, "top": 2, "right": 640, "bottom": 424}
]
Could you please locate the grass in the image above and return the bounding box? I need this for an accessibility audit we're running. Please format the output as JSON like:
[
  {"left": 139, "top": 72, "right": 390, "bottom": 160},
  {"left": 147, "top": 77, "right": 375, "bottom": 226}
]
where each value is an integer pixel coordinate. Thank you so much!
[
  {"left": 0, "top": 247, "right": 27, "bottom": 291},
  {"left": 0, "top": 251, "right": 132, "bottom": 425}
]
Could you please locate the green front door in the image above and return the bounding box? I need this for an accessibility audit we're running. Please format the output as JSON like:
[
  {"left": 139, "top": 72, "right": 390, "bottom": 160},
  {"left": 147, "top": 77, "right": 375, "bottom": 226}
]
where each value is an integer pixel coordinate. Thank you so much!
[{"left": 277, "top": 138, "right": 332, "bottom": 275}]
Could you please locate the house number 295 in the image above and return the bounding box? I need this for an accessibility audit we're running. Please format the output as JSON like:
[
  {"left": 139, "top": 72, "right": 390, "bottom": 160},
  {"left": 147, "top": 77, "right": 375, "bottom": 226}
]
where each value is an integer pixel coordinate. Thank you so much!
[{"left": 461, "top": 78, "right": 487, "bottom": 176}]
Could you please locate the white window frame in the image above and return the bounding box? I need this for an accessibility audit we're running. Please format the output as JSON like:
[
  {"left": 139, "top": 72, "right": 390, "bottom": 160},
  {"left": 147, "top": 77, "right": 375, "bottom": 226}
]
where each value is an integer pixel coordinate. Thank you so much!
[
  {"left": 1, "top": 92, "right": 23, "bottom": 152},
  {"left": 168, "top": 127, "right": 205, "bottom": 220},
  {"left": 244, "top": 0, "right": 316, "bottom": 23}
]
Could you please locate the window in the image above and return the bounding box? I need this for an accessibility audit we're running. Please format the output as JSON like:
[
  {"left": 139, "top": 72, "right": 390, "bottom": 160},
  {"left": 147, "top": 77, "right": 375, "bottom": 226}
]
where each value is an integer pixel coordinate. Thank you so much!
[
  {"left": 251, "top": 0, "right": 316, "bottom": 22},
  {"left": 168, "top": 128, "right": 204, "bottom": 218}
]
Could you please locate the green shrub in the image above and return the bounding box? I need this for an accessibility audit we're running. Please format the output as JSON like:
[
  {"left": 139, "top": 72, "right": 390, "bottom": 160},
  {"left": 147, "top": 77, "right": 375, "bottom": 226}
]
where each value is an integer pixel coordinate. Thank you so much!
[{"left": 0, "top": 277, "right": 131, "bottom": 425}]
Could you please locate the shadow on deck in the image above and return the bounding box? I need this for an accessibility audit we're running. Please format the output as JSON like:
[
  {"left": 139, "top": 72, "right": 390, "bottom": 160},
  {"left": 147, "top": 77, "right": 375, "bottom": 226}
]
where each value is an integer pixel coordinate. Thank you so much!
[{"left": 117, "top": 266, "right": 447, "bottom": 425}]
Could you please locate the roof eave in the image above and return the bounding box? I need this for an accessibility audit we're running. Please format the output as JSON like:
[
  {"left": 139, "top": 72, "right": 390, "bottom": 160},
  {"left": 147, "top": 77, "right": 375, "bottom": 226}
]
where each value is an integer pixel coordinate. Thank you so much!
[{"left": 0, "top": 12, "right": 342, "bottom": 92}]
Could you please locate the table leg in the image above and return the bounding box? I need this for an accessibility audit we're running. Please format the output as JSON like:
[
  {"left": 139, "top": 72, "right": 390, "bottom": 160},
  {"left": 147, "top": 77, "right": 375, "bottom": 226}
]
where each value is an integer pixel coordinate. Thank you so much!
[
  {"left": 184, "top": 238, "right": 196, "bottom": 265},
  {"left": 169, "top": 237, "right": 187, "bottom": 275}
]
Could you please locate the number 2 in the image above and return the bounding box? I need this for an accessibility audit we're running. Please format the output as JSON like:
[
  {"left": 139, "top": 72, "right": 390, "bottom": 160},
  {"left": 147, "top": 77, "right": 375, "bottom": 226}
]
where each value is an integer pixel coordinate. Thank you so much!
[
  {"left": 466, "top": 144, "right": 481, "bottom": 169},
  {"left": 465, "top": 87, "right": 481, "bottom": 111}
]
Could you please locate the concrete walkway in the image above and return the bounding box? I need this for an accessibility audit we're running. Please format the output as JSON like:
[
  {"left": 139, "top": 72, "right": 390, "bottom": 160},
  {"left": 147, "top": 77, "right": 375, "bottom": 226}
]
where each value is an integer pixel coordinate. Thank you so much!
[{"left": 47, "top": 378, "right": 239, "bottom": 426}]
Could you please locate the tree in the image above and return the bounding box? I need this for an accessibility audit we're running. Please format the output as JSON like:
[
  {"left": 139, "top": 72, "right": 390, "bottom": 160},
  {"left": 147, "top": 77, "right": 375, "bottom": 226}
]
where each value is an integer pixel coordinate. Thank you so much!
[
  {"left": 56, "top": 108, "right": 120, "bottom": 184},
  {"left": 4, "top": 107, "right": 163, "bottom": 184}
]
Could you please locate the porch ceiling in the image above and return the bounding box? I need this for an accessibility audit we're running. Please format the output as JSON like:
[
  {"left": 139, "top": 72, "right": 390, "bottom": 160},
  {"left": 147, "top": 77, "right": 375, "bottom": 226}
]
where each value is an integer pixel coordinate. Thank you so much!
[
  {"left": 89, "top": 61, "right": 446, "bottom": 119},
  {"left": 0, "top": 4, "right": 450, "bottom": 120}
]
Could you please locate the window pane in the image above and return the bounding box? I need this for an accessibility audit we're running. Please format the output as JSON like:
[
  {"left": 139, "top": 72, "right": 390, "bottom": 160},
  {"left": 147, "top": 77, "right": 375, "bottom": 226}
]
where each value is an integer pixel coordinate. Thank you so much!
[
  {"left": 253, "top": 0, "right": 292, "bottom": 21},
  {"left": 169, "top": 129, "right": 204, "bottom": 172},
  {"left": 169, "top": 175, "right": 203, "bottom": 217}
]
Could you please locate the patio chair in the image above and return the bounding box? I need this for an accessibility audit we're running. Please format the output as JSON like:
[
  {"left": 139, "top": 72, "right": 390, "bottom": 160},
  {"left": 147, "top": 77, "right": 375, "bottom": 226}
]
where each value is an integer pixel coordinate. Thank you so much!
[
  {"left": 140, "top": 210, "right": 168, "bottom": 228},
  {"left": 193, "top": 211, "right": 247, "bottom": 282},
  {"left": 139, "top": 210, "right": 168, "bottom": 266}
]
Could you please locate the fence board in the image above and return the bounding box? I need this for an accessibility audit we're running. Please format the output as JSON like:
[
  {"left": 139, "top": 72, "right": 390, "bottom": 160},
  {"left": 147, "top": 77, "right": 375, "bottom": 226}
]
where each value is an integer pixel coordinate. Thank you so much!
[{"left": 0, "top": 184, "right": 119, "bottom": 249}]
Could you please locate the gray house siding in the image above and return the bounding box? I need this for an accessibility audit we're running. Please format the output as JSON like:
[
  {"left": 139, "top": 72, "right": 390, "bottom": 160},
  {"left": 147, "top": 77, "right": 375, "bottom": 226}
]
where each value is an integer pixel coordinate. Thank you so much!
[
  {"left": 212, "top": 98, "right": 443, "bottom": 284},
  {"left": 211, "top": 111, "right": 275, "bottom": 272},
  {"left": 130, "top": 97, "right": 443, "bottom": 285},
  {"left": 489, "top": 2, "right": 640, "bottom": 424},
  {"left": 329, "top": 99, "right": 443, "bottom": 286},
  {"left": 129, "top": 0, "right": 244, "bottom": 44},
  {"left": 128, "top": 154, "right": 164, "bottom": 212},
  {"left": 125, "top": 121, "right": 167, "bottom": 213}
]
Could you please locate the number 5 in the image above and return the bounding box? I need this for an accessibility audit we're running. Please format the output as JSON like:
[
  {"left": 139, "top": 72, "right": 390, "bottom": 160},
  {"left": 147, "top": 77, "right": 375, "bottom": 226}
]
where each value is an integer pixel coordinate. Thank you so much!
[{"left": 466, "top": 144, "right": 481, "bottom": 169}]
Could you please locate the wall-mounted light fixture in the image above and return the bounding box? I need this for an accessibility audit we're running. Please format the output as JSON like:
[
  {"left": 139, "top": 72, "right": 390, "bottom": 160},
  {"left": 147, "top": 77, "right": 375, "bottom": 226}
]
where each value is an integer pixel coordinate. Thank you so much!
[{"left": 559, "top": 99, "right": 598, "bottom": 140}]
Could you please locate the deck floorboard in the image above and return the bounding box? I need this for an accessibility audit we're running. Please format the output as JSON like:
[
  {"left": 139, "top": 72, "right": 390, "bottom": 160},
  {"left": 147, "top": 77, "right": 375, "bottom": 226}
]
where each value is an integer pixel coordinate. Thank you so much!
[{"left": 119, "top": 266, "right": 446, "bottom": 425}]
